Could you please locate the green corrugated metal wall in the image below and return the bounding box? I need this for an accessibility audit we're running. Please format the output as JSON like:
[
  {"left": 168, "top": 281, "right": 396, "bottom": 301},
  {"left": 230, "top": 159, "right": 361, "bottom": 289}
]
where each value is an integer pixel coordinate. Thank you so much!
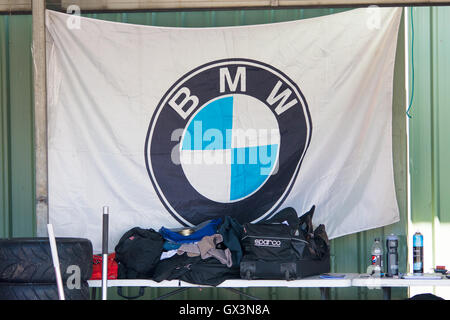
[
  {"left": 0, "top": 14, "right": 35, "bottom": 239},
  {"left": 408, "top": 6, "right": 450, "bottom": 298},
  {"left": 0, "top": 7, "right": 410, "bottom": 300}
]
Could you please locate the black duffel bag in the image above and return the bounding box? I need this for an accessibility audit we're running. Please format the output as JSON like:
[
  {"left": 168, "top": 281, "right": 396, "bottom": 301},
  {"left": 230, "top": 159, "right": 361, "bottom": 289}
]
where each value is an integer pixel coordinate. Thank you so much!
[
  {"left": 114, "top": 227, "right": 164, "bottom": 279},
  {"left": 240, "top": 206, "right": 330, "bottom": 280}
]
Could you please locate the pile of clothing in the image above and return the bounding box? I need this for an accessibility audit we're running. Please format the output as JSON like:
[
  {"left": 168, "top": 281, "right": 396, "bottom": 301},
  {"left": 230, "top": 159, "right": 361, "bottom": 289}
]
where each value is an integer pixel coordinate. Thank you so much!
[{"left": 114, "top": 216, "right": 244, "bottom": 286}]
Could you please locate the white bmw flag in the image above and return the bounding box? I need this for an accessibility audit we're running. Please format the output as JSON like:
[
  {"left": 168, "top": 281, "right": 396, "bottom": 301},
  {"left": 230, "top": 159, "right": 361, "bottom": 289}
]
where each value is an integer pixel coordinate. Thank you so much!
[{"left": 46, "top": 8, "right": 402, "bottom": 253}]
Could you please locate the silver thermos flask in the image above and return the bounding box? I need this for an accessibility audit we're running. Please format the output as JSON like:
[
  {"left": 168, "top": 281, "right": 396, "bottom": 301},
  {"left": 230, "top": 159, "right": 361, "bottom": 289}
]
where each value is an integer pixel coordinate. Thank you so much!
[{"left": 386, "top": 234, "right": 399, "bottom": 277}]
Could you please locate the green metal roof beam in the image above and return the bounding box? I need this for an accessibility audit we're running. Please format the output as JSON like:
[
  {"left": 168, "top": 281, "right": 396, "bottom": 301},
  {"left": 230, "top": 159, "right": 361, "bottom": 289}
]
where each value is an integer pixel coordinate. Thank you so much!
[{"left": 2, "top": 0, "right": 450, "bottom": 13}]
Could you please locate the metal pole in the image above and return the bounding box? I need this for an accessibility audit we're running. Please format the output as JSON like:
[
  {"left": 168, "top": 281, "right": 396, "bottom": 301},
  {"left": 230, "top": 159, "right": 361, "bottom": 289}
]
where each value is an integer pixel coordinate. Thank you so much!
[
  {"left": 102, "top": 206, "right": 109, "bottom": 300},
  {"left": 47, "top": 224, "right": 65, "bottom": 300},
  {"left": 55, "top": 0, "right": 450, "bottom": 11},
  {"left": 404, "top": 7, "right": 415, "bottom": 299},
  {"left": 32, "top": 0, "right": 49, "bottom": 237},
  {"left": 3, "top": 1, "right": 450, "bottom": 12}
]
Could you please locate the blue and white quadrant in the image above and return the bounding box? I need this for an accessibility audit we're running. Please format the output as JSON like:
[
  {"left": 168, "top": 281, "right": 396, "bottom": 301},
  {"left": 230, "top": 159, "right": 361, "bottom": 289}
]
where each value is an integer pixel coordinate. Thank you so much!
[{"left": 180, "top": 94, "right": 280, "bottom": 203}]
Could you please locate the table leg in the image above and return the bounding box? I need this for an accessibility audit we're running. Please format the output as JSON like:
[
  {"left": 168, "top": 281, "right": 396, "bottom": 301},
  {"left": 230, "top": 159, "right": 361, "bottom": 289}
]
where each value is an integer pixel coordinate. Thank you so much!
[
  {"left": 153, "top": 287, "right": 190, "bottom": 300},
  {"left": 223, "top": 288, "right": 261, "bottom": 300},
  {"left": 382, "top": 287, "right": 391, "bottom": 300},
  {"left": 320, "top": 287, "right": 330, "bottom": 300},
  {"left": 91, "top": 287, "right": 97, "bottom": 300}
]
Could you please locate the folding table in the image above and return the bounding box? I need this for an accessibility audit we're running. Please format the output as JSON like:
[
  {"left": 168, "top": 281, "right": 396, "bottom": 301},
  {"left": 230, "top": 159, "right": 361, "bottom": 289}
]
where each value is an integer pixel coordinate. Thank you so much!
[{"left": 88, "top": 273, "right": 353, "bottom": 300}]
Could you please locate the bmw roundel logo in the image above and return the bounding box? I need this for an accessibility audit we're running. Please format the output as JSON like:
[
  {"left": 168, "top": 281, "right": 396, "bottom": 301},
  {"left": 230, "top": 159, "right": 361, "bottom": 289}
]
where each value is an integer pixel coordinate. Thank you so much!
[{"left": 145, "top": 59, "right": 312, "bottom": 226}]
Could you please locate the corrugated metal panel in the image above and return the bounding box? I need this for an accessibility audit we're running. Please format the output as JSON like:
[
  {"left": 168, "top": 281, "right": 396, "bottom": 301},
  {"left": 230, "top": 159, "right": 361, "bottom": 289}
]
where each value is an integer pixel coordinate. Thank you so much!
[
  {"left": 408, "top": 6, "right": 450, "bottom": 299},
  {"left": 0, "top": 8, "right": 407, "bottom": 300},
  {"left": 0, "top": 14, "right": 35, "bottom": 238},
  {"left": 0, "top": 14, "right": 10, "bottom": 238}
]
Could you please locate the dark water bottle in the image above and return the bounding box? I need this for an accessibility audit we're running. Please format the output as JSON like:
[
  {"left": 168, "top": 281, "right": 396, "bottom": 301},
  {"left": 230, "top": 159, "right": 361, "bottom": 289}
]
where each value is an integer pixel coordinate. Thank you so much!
[
  {"left": 413, "top": 232, "right": 424, "bottom": 274},
  {"left": 386, "top": 234, "right": 399, "bottom": 277}
]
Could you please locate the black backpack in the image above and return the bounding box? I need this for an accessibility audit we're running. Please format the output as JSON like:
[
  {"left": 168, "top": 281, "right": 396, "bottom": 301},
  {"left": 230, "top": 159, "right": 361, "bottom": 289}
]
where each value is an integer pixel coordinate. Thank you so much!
[
  {"left": 240, "top": 206, "right": 330, "bottom": 280},
  {"left": 114, "top": 227, "right": 164, "bottom": 279}
]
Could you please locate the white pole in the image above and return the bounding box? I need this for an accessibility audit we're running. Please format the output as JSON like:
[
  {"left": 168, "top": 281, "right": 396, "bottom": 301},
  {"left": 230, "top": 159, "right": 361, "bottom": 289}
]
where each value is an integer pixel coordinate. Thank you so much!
[
  {"left": 47, "top": 224, "right": 65, "bottom": 300},
  {"left": 102, "top": 206, "right": 109, "bottom": 300}
]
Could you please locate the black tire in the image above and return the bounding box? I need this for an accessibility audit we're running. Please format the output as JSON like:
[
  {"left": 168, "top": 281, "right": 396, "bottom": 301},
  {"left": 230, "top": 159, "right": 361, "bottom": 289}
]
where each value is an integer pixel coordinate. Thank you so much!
[
  {"left": 0, "top": 238, "right": 93, "bottom": 283},
  {"left": 0, "top": 281, "right": 90, "bottom": 300}
]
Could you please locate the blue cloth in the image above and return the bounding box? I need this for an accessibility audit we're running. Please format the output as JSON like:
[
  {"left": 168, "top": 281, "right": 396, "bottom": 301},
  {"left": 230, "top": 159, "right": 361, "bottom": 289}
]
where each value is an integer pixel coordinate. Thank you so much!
[
  {"left": 319, "top": 274, "right": 346, "bottom": 279},
  {"left": 159, "top": 218, "right": 222, "bottom": 244},
  {"left": 163, "top": 241, "right": 181, "bottom": 251}
]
